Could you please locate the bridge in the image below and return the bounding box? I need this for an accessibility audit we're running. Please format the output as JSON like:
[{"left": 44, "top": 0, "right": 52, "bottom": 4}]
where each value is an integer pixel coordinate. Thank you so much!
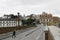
[{"left": 0, "top": 24, "right": 60, "bottom": 40}]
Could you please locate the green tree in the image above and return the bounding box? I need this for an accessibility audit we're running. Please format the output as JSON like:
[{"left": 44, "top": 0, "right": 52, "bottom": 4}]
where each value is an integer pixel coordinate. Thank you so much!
[{"left": 26, "top": 18, "right": 35, "bottom": 25}]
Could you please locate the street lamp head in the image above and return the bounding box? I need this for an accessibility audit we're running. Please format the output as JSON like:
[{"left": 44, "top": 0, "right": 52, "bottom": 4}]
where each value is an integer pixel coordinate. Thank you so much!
[{"left": 17, "top": 12, "right": 20, "bottom": 15}]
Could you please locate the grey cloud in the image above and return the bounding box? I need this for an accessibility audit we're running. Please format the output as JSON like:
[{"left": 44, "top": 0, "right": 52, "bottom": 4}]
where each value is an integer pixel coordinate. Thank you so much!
[{"left": 0, "top": 0, "right": 60, "bottom": 17}]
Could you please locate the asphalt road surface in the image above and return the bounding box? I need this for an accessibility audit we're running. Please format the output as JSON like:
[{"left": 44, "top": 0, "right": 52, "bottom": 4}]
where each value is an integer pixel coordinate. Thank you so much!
[{"left": 1, "top": 24, "right": 45, "bottom": 40}]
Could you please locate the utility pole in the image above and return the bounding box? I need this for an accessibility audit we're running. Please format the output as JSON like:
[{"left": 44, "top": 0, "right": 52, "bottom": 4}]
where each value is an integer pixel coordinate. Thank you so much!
[{"left": 17, "top": 12, "right": 20, "bottom": 27}]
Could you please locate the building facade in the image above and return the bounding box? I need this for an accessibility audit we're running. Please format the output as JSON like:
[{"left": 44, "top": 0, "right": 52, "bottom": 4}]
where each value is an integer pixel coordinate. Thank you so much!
[
  {"left": 53, "top": 17, "right": 59, "bottom": 27},
  {"left": 0, "top": 18, "right": 22, "bottom": 27},
  {"left": 39, "top": 12, "right": 53, "bottom": 26},
  {"left": 0, "top": 14, "right": 22, "bottom": 27}
]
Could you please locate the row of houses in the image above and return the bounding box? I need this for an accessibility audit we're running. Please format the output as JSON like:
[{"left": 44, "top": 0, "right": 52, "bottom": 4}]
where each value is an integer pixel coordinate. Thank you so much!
[
  {"left": 0, "top": 13, "right": 22, "bottom": 27},
  {"left": 39, "top": 12, "right": 59, "bottom": 27},
  {"left": 0, "top": 13, "right": 36, "bottom": 27},
  {"left": 0, "top": 12, "right": 60, "bottom": 27},
  {"left": 0, "top": 18, "right": 22, "bottom": 27}
]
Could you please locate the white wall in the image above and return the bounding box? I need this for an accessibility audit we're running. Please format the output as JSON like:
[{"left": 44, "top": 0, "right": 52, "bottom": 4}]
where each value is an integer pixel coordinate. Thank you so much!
[{"left": 0, "top": 20, "right": 22, "bottom": 27}]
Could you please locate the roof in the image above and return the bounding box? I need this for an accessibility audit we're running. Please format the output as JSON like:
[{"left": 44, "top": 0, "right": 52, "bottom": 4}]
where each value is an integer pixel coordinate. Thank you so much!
[{"left": 0, "top": 18, "right": 17, "bottom": 21}]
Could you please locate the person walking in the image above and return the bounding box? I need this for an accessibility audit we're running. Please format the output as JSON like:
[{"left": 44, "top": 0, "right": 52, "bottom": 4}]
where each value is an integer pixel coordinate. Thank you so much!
[{"left": 12, "top": 29, "right": 16, "bottom": 38}]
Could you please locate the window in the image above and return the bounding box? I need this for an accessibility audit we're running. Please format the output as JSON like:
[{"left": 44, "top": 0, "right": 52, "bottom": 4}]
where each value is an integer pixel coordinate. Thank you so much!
[
  {"left": 5, "top": 21, "right": 6, "bottom": 23},
  {"left": 10, "top": 21, "right": 12, "bottom": 23},
  {"left": 9, "top": 21, "right": 10, "bottom": 23},
  {"left": 9, "top": 24, "right": 10, "bottom": 25},
  {"left": 0, "top": 21, "right": 2, "bottom": 24},
  {"left": 47, "top": 19, "right": 50, "bottom": 22},
  {"left": 14, "top": 21, "right": 15, "bottom": 23},
  {"left": 45, "top": 19, "right": 47, "bottom": 22},
  {"left": 3, "top": 24, "right": 5, "bottom": 26},
  {"left": 3, "top": 21, "right": 5, "bottom": 23},
  {"left": 55, "top": 22, "right": 56, "bottom": 24},
  {"left": 12, "top": 24, "right": 13, "bottom": 26},
  {"left": 8, "top": 21, "right": 9, "bottom": 23},
  {"left": 6, "top": 21, "right": 8, "bottom": 23},
  {"left": 2, "top": 21, "right": 3, "bottom": 23},
  {"left": 7, "top": 24, "right": 8, "bottom": 26},
  {"left": 0, "top": 23, "right": 2, "bottom": 26}
]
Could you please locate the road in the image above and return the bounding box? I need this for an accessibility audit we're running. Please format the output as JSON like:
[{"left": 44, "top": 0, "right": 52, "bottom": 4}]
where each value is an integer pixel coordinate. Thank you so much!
[
  {"left": 0, "top": 27, "right": 36, "bottom": 40},
  {"left": 1, "top": 24, "right": 45, "bottom": 40},
  {"left": 20, "top": 24, "right": 45, "bottom": 40}
]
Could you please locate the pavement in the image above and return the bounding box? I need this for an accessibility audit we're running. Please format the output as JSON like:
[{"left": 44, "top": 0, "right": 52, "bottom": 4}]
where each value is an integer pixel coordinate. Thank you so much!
[{"left": 48, "top": 26, "right": 60, "bottom": 40}]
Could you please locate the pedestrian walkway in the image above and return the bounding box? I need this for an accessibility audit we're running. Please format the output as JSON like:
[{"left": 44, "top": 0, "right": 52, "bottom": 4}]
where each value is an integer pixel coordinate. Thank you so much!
[{"left": 48, "top": 26, "right": 60, "bottom": 40}]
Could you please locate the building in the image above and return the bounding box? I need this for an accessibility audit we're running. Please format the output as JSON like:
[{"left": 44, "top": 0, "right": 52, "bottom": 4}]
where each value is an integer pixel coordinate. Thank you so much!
[
  {"left": 39, "top": 12, "right": 59, "bottom": 26},
  {"left": 0, "top": 18, "right": 16, "bottom": 27},
  {"left": 39, "top": 12, "right": 53, "bottom": 26},
  {"left": 53, "top": 17, "right": 59, "bottom": 27},
  {"left": 0, "top": 18, "right": 22, "bottom": 27},
  {"left": 0, "top": 14, "right": 22, "bottom": 27}
]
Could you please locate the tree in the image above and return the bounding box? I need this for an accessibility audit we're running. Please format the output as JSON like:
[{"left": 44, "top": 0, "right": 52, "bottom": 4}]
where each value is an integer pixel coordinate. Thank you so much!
[
  {"left": 26, "top": 18, "right": 36, "bottom": 25},
  {"left": 22, "top": 18, "right": 36, "bottom": 26},
  {"left": 22, "top": 20, "right": 27, "bottom": 26}
]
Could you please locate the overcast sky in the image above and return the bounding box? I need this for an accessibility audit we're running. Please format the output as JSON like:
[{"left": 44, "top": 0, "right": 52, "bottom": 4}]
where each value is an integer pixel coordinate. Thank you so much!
[{"left": 0, "top": 0, "right": 60, "bottom": 17}]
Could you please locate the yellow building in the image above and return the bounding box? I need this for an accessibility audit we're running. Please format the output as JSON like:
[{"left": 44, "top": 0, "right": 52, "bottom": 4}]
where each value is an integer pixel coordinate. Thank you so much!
[
  {"left": 39, "top": 12, "right": 53, "bottom": 26},
  {"left": 53, "top": 17, "right": 59, "bottom": 27}
]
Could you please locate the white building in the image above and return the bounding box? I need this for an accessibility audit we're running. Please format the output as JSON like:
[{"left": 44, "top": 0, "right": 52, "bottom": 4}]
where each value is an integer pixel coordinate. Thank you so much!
[{"left": 0, "top": 18, "right": 22, "bottom": 27}]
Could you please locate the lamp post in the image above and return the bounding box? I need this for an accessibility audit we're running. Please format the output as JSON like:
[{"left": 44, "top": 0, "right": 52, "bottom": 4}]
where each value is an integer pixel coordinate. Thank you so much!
[{"left": 17, "top": 12, "right": 20, "bottom": 27}]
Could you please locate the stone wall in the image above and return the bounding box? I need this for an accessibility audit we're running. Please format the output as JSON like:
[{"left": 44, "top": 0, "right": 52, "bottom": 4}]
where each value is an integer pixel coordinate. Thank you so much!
[{"left": 0, "top": 26, "right": 34, "bottom": 34}]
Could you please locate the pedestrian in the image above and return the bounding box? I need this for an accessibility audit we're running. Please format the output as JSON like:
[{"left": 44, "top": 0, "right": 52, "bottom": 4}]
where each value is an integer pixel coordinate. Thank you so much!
[{"left": 12, "top": 29, "right": 16, "bottom": 38}]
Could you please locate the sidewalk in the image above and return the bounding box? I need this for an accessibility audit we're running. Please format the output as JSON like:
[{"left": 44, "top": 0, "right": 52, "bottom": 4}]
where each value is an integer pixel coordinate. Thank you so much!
[{"left": 48, "top": 26, "right": 60, "bottom": 40}]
